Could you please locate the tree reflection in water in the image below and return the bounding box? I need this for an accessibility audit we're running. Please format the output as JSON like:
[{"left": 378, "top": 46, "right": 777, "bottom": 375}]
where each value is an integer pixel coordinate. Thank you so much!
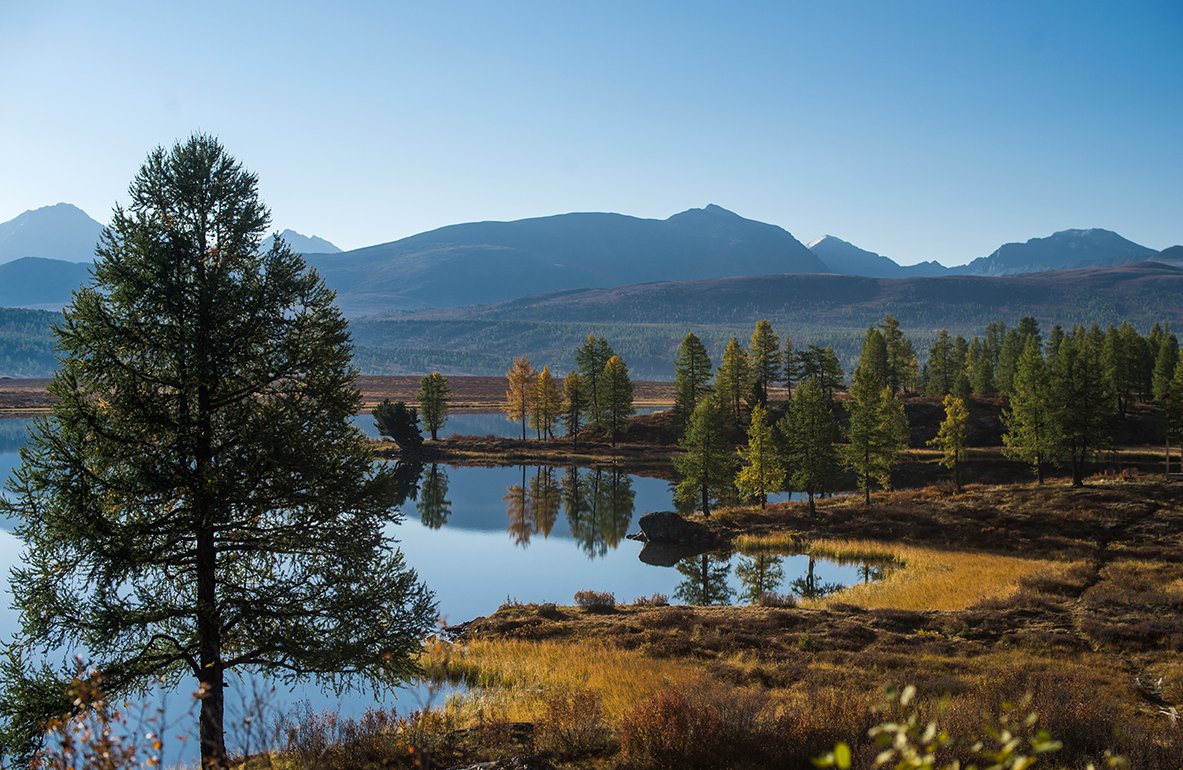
[
  {"left": 505, "top": 465, "right": 564, "bottom": 546},
  {"left": 419, "top": 463, "right": 452, "bottom": 529},
  {"left": 562, "top": 466, "right": 634, "bottom": 558},
  {"left": 789, "top": 556, "right": 844, "bottom": 601},
  {"left": 735, "top": 553, "right": 785, "bottom": 604},
  {"left": 674, "top": 553, "right": 733, "bottom": 605},
  {"left": 390, "top": 461, "right": 424, "bottom": 507}
]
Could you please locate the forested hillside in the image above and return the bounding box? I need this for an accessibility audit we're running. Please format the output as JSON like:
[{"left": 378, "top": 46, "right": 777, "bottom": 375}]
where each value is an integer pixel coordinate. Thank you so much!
[{"left": 0, "top": 308, "right": 60, "bottom": 377}]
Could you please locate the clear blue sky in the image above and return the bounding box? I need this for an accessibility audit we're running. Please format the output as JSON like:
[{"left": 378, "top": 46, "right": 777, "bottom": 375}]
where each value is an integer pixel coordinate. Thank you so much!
[{"left": 2, "top": 1, "right": 1180, "bottom": 264}]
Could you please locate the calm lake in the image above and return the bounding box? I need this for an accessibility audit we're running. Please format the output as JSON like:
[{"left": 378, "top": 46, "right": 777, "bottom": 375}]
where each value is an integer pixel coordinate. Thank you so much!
[{"left": 0, "top": 414, "right": 878, "bottom": 759}]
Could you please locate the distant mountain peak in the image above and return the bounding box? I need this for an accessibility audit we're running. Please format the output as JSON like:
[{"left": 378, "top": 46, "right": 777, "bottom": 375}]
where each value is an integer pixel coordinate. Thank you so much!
[
  {"left": 261, "top": 229, "right": 341, "bottom": 255},
  {"left": 669, "top": 203, "right": 743, "bottom": 220},
  {"left": 0, "top": 203, "right": 104, "bottom": 264},
  {"left": 956, "top": 227, "right": 1156, "bottom": 276}
]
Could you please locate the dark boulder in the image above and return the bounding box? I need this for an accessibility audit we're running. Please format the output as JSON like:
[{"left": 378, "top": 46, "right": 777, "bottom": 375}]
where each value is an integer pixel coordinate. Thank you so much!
[{"left": 637, "top": 510, "right": 719, "bottom": 546}]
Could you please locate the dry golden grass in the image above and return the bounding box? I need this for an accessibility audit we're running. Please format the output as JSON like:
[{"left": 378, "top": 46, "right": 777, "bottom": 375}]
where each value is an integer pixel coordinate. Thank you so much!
[
  {"left": 735, "top": 534, "right": 1076, "bottom": 611},
  {"left": 424, "top": 637, "right": 705, "bottom": 724}
]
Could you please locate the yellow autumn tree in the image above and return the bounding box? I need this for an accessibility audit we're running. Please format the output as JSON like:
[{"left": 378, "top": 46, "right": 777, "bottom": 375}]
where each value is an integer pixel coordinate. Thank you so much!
[{"left": 503, "top": 356, "right": 535, "bottom": 440}]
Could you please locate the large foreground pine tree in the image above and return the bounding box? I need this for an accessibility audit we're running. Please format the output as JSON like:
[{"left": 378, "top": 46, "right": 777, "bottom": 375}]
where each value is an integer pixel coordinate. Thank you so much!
[{"left": 0, "top": 135, "right": 436, "bottom": 767}]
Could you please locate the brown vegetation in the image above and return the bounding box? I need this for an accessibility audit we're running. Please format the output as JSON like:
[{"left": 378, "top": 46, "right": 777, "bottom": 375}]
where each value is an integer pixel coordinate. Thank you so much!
[{"left": 427, "top": 479, "right": 1183, "bottom": 768}]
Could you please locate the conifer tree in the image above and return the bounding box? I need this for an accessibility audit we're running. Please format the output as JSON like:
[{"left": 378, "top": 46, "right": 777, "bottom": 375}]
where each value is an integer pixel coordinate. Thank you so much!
[
  {"left": 924, "top": 330, "right": 955, "bottom": 397},
  {"left": 575, "top": 334, "right": 615, "bottom": 425},
  {"left": 1002, "top": 338, "right": 1060, "bottom": 484},
  {"left": 880, "top": 315, "right": 917, "bottom": 394},
  {"left": 601, "top": 355, "right": 634, "bottom": 446},
  {"left": 716, "top": 336, "right": 751, "bottom": 427},
  {"left": 0, "top": 135, "right": 435, "bottom": 767},
  {"left": 1051, "top": 327, "right": 1114, "bottom": 486},
  {"left": 503, "top": 355, "right": 536, "bottom": 440},
  {"left": 561, "top": 371, "right": 586, "bottom": 448},
  {"left": 858, "top": 326, "right": 888, "bottom": 389},
  {"left": 844, "top": 370, "right": 909, "bottom": 505},
  {"left": 673, "top": 332, "right": 713, "bottom": 436},
  {"left": 530, "top": 365, "right": 562, "bottom": 439},
  {"left": 735, "top": 403, "right": 784, "bottom": 508},
  {"left": 1152, "top": 331, "right": 1180, "bottom": 401},
  {"left": 783, "top": 336, "right": 801, "bottom": 393},
  {"left": 373, "top": 399, "right": 424, "bottom": 454},
  {"left": 929, "top": 394, "right": 969, "bottom": 491},
  {"left": 967, "top": 338, "right": 995, "bottom": 395},
  {"left": 1166, "top": 358, "right": 1183, "bottom": 471},
  {"left": 779, "top": 378, "right": 840, "bottom": 515},
  {"left": 417, "top": 371, "right": 450, "bottom": 440},
  {"left": 748, "top": 320, "right": 781, "bottom": 405},
  {"left": 673, "top": 396, "right": 736, "bottom": 517}
]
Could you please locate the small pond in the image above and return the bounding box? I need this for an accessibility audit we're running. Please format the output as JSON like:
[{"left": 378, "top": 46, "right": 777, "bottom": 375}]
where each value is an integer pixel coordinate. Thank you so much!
[{"left": 350, "top": 406, "right": 664, "bottom": 440}]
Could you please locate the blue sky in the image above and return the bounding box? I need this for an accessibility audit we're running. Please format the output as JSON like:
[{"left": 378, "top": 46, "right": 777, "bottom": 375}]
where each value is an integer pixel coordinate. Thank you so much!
[{"left": 2, "top": 1, "right": 1180, "bottom": 263}]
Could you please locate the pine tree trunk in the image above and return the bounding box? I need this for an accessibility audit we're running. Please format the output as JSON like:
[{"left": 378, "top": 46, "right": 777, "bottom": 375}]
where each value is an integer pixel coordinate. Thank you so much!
[
  {"left": 196, "top": 527, "right": 227, "bottom": 768},
  {"left": 807, "top": 489, "right": 815, "bottom": 516}
]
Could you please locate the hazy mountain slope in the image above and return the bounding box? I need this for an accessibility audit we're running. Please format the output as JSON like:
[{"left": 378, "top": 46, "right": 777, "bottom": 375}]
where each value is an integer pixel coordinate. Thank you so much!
[
  {"left": 1157, "top": 245, "right": 1183, "bottom": 266},
  {"left": 0, "top": 203, "right": 104, "bottom": 264},
  {"left": 260, "top": 229, "right": 341, "bottom": 255},
  {"left": 808, "top": 235, "right": 948, "bottom": 277},
  {"left": 306, "top": 204, "right": 828, "bottom": 313},
  {"left": 0, "top": 258, "right": 91, "bottom": 309},
  {"left": 956, "top": 229, "right": 1157, "bottom": 276},
  {"left": 350, "top": 261, "right": 1183, "bottom": 377},
  {"left": 5, "top": 262, "right": 1181, "bottom": 378}
]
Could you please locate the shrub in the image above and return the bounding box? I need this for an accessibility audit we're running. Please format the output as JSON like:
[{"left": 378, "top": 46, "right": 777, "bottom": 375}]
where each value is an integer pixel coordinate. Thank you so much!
[
  {"left": 618, "top": 688, "right": 724, "bottom": 770},
  {"left": 573, "top": 590, "right": 616, "bottom": 612},
  {"left": 537, "top": 688, "right": 612, "bottom": 758},
  {"left": 633, "top": 593, "right": 670, "bottom": 607}
]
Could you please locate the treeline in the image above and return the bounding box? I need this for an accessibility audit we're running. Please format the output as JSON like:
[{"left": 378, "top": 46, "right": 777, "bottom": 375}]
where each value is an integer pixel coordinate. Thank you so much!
[
  {"left": 667, "top": 315, "right": 1183, "bottom": 511},
  {"left": 0, "top": 308, "right": 61, "bottom": 377}
]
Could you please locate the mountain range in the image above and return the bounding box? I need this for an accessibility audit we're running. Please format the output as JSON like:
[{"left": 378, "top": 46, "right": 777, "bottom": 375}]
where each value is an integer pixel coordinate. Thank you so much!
[{"left": 0, "top": 202, "right": 1178, "bottom": 319}]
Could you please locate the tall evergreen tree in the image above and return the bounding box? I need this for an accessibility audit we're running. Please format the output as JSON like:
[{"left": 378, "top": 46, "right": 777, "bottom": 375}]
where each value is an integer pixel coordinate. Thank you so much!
[
  {"left": 748, "top": 319, "right": 781, "bottom": 405},
  {"left": 929, "top": 394, "right": 969, "bottom": 492},
  {"left": 779, "top": 378, "right": 840, "bottom": 515},
  {"left": 1166, "top": 357, "right": 1183, "bottom": 472},
  {"left": 924, "top": 330, "right": 955, "bottom": 397},
  {"left": 1152, "top": 331, "right": 1180, "bottom": 401},
  {"left": 844, "top": 370, "right": 909, "bottom": 505},
  {"left": 503, "top": 355, "right": 536, "bottom": 440},
  {"left": 966, "top": 338, "right": 995, "bottom": 396},
  {"left": 417, "top": 371, "right": 450, "bottom": 440},
  {"left": 673, "top": 396, "right": 736, "bottom": 517},
  {"left": 857, "top": 326, "right": 888, "bottom": 389},
  {"left": 672, "top": 332, "right": 713, "bottom": 436},
  {"left": 1051, "top": 327, "right": 1114, "bottom": 486},
  {"left": 735, "top": 403, "right": 784, "bottom": 508},
  {"left": 783, "top": 336, "right": 801, "bottom": 393},
  {"left": 601, "top": 355, "right": 634, "bottom": 446},
  {"left": 0, "top": 136, "right": 435, "bottom": 766},
  {"left": 880, "top": 315, "right": 917, "bottom": 394},
  {"left": 575, "top": 334, "right": 615, "bottom": 425},
  {"left": 1002, "top": 338, "right": 1060, "bottom": 484},
  {"left": 716, "top": 336, "right": 751, "bottom": 427},
  {"left": 561, "top": 371, "right": 586, "bottom": 448}
]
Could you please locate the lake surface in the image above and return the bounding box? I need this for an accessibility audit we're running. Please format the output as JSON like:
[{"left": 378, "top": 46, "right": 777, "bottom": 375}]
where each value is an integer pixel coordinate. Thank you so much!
[{"left": 0, "top": 415, "right": 879, "bottom": 761}]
